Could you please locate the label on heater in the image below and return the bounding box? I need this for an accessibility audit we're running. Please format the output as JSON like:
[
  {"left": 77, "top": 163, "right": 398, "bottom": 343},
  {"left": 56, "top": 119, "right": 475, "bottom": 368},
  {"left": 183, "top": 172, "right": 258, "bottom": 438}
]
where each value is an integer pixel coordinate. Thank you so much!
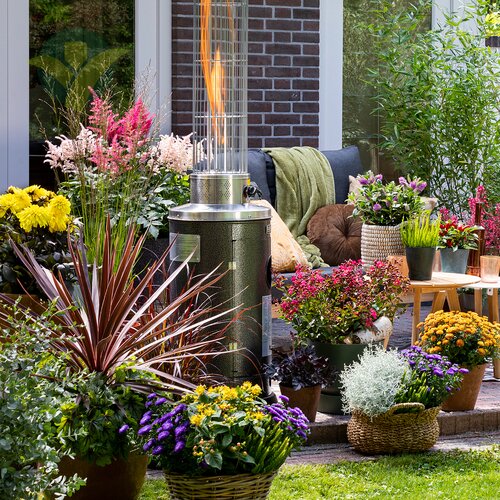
[
  {"left": 262, "top": 294, "right": 272, "bottom": 357},
  {"left": 169, "top": 233, "right": 201, "bottom": 262}
]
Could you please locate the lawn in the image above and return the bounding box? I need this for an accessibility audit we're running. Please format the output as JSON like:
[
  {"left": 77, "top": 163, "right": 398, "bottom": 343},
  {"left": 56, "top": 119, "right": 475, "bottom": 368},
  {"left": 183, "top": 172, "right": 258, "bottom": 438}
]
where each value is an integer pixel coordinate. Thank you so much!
[{"left": 140, "top": 446, "right": 500, "bottom": 499}]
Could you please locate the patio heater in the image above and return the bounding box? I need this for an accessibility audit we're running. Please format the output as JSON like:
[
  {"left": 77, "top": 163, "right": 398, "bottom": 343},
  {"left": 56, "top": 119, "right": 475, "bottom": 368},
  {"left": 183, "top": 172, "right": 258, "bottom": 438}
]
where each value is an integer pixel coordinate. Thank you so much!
[{"left": 168, "top": 0, "right": 272, "bottom": 396}]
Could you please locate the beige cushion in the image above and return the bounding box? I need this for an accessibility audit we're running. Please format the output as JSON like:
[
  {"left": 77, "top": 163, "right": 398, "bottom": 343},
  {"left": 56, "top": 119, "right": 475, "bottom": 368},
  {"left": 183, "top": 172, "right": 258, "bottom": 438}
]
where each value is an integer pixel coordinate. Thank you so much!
[
  {"left": 251, "top": 200, "right": 308, "bottom": 273},
  {"left": 347, "top": 175, "right": 362, "bottom": 204}
]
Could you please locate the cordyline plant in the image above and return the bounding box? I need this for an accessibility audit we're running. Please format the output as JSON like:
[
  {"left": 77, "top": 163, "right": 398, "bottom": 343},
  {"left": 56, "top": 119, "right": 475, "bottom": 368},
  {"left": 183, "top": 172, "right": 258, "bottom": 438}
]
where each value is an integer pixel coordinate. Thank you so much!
[{"left": 1, "top": 220, "right": 233, "bottom": 393}]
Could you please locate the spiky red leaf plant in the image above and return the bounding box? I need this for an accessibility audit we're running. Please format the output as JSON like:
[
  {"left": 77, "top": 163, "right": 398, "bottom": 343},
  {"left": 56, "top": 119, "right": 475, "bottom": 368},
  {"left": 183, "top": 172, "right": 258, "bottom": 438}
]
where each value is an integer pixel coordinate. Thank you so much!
[{"left": 1, "top": 219, "right": 235, "bottom": 394}]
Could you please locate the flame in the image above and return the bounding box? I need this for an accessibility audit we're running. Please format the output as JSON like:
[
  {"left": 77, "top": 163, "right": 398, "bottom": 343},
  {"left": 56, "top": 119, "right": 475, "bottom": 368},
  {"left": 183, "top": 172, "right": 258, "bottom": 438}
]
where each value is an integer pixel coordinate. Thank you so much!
[{"left": 200, "top": 0, "right": 231, "bottom": 143}]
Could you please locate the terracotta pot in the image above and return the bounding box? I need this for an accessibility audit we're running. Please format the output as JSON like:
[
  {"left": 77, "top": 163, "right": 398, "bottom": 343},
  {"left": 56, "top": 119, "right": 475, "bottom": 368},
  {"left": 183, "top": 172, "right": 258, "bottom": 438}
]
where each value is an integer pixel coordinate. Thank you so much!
[
  {"left": 442, "top": 364, "right": 487, "bottom": 412},
  {"left": 58, "top": 454, "right": 148, "bottom": 500},
  {"left": 279, "top": 384, "right": 321, "bottom": 422},
  {"left": 494, "top": 358, "right": 500, "bottom": 380}
]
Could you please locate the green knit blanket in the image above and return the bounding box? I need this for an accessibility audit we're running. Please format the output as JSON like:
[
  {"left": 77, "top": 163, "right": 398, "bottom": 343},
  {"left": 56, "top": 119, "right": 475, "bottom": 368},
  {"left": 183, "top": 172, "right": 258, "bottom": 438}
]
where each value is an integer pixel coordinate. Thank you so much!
[{"left": 264, "top": 146, "right": 335, "bottom": 268}]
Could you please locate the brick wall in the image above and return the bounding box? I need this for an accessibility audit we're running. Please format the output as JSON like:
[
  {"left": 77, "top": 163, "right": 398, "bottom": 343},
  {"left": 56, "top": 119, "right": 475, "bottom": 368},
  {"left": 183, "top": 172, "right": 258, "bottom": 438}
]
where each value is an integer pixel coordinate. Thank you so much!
[{"left": 171, "top": 0, "right": 320, "bottom": 148}]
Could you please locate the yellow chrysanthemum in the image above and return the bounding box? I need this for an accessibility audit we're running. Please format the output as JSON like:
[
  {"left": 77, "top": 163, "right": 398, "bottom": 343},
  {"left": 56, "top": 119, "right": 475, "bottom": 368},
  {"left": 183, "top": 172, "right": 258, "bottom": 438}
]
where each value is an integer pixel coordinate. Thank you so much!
[
  {"left": 48, "top": 194, "right": 71, "bottom": 216},
  {"left": 190, "top": 414, "right": 204, "bottom": 426},
  {"left": 48, "top": 214, "right": 70, "bottom": 233},
  {"left": 24, "top": 185, "right": 53, "bottom": 202},
  {"left": 0, "top": 193, "right": 14, "bottom": 217},
  {"left": 8, "top": 189, "right": 31, "bottom": 213},
  {"left": 16, "top": 205, "right": 50, "bottom": 232}
]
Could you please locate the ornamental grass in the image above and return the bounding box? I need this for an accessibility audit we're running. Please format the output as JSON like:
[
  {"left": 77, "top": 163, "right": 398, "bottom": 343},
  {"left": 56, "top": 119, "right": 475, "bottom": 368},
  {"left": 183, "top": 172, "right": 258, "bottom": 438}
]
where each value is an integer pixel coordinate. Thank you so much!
[{"left": 416, "top": 310, "right": 500, "bottom": 367}]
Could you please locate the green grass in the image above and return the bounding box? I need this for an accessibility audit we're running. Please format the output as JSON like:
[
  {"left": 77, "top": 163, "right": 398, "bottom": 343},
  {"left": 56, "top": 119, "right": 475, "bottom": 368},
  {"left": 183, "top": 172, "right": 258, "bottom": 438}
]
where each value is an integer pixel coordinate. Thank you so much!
[{"left": 139, "top": 447, "right": 500, "bottom": 500}]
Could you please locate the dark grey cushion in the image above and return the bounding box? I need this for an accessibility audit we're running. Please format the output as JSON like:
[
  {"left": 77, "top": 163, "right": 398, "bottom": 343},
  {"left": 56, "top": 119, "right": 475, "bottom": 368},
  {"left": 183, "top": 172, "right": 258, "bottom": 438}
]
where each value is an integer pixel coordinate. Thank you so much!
[
  {"left": 247, "top": 149, "right": 272, "bottom": 203},
  {"left": 321, "top": 146, "right": 364, "bottom": 203}
]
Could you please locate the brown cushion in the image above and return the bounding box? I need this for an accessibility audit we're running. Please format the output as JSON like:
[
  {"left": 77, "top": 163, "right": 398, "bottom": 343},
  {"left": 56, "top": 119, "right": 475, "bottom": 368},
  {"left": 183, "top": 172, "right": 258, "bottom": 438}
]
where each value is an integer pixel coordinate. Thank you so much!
[
  {"left": 250, "top": 200, "right": 309, "bottom": 273},
  {"left": 306, "top": 204, "right": 362, "bottom": 266}
]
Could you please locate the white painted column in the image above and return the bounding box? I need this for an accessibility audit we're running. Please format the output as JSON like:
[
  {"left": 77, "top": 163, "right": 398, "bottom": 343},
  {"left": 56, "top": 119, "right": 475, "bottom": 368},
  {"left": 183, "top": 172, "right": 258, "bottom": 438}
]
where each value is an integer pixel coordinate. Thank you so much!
[
  {"left": 136, "top": 0, "right": 172, "bottom": 134},
  {"left": 319, "top": 0, "right": 343, "bottom": 150},
  {"left": 0, "top": 0, "right": 29, "bottom": 191}
]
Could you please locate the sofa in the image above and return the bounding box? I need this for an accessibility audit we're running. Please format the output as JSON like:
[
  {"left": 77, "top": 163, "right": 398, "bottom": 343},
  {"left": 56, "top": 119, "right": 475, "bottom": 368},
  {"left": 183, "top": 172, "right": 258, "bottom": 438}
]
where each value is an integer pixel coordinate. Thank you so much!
[{"left": 247, "top": 146, "right": 364, "bottom": 269}]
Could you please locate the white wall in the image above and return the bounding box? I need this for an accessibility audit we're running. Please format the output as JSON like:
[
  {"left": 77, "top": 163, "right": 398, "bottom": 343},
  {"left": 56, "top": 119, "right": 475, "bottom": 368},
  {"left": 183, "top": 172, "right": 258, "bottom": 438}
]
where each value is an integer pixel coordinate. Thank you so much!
[
  {"left": 319, "top": 0, "right": 343, "bottom": 150},
  {"left": 0, "top": 0, "right": 29, "bottom": 191}
]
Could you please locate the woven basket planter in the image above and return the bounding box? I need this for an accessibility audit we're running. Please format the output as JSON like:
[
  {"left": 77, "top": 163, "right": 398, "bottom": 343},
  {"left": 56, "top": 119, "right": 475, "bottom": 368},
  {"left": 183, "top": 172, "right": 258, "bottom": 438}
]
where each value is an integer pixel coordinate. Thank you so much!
[
  {"left": 361, "top": 224, "right": 405, "bottom": 268},
  {"left": 347, "top": 402, "right": 441, "bottom": 455},
  {"left": 164, "top": 471, "right": 277, "bottom": 500}
]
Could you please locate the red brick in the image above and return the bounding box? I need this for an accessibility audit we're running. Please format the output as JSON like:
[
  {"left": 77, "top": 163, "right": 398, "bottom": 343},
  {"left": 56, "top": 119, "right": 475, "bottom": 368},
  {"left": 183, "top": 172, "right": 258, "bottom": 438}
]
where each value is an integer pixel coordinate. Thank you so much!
[{"left": 266, "top": 43, "right": 301, "bottom": 55}]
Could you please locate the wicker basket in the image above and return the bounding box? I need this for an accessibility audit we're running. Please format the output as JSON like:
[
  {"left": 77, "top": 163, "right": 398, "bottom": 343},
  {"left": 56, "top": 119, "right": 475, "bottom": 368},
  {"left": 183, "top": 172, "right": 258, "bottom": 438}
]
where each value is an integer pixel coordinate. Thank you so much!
[
  {"left": 347, "top": 403, "right": 441, "bottom": 455},
  {"left": 361, "top": 224, "right": 405, "bottom": 268},
  {"left": 164, "top": 471, "right": 277, "bottom": 500}
]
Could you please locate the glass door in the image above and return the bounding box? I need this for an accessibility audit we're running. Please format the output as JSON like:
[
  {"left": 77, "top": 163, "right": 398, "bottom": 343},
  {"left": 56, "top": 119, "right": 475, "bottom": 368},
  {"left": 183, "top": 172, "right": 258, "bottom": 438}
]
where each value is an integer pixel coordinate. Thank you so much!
[{"left": 29, "top": 0, "right": 135, "bottom": 187}]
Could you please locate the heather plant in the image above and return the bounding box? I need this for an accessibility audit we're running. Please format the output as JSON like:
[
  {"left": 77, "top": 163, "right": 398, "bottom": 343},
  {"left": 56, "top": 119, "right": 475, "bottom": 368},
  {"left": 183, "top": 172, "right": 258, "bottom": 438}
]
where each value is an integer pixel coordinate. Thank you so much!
[
  {"left": 400, "top": 212, "right": 441, "bottom": 248},
  {"left": 348, "top": 171, "right": 426, "bottom": 226},
  {"left": 0, "top": 185, "right": 74, "bottom": 293},
  {"left": 469, "top": 185, "right": 500, "bottom": 252},
  {"left": 136, "top": 383, "right": 309, "bottom": 476},
  {"left": 417, "top": 310, "right": 500, "bottom": 367},
  {"left": 275, "top": 260, "right": 409, "bottom": 344}
]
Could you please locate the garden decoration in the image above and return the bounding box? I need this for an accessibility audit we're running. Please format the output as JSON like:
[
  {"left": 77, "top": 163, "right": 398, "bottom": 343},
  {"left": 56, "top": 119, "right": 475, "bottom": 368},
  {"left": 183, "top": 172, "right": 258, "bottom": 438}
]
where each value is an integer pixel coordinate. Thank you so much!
[
  {"left": 417, "top": 310, "right": 500, "bottom": 411},
  {"left": 0, "top": 185, "right": 74, "bottom": 295},
  {"left": 0, "top": 220, "right": 235, "bottom": 500},
  {"left": 401, "top": 212, "right": 440, "bottom": 281},
  {"left": 265, "top": 344, "right": 335, "bottom": 422},
  {"left": 348, "top": 171, "right": 426, "bottom": 268},
  {"left": 340, "top": 346, "right": 466, "bottom": 454},
  {"left": 275, "top": 259, "right": 409, "bottom": 413},
  {"left": 367, "top": 0, "right": 500, "bottom": 217},
  {"left": 437, "top": 211, "right": 478, "bottom": 274},
  {"left": 45, "top": 91, "right": 195, "bottom": 264},
  {"left": 137, "top": 383, "right": 309, "bottom": 500}
]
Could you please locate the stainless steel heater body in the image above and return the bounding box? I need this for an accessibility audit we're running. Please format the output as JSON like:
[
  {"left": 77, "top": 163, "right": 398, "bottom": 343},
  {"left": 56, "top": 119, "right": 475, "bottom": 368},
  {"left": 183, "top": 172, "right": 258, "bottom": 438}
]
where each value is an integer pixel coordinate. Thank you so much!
[{"left": 168, "top": 0, "right": 272, "bottom": 394}]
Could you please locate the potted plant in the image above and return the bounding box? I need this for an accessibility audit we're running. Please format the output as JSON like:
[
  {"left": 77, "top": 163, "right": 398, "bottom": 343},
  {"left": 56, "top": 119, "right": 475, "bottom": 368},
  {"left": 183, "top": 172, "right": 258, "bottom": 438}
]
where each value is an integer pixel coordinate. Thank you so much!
[
  {"left": 46, "top": 92, "right": 197, "bottom": 265},
  {"left": 0, "top": 221, "right": 234, "bottom": 500},
  {"left": 0, "top": 304, "right": 85, "bottom": 499},
  {"left": 0, "top": 185, "right": 74, "bottom": 297},
  {"left": 367, "top": 0, "right": 500, "bottom": 218},
  {"left": 437, "top": 212, "right": 479, "bottom": 274},
  {"left": 340, "top": 346, "right": 466, "bottom": 454},
  {"left": 136, "top": 383, "right": 309, "bottom": 499},
  {"left": 348, "top": 171, "right": 426, "bottom": 267},
  {"left": 265, "top": 344, "right": 335, "bottom": 422},
  {"left": 400, "top": 212, "right": 441, "bottom": 281},
  {"left": 275, "top": 259, "right": 410, "bottom": 414},
  {"left": 416, "top": 310, "right": 500, "bottom": 411}
]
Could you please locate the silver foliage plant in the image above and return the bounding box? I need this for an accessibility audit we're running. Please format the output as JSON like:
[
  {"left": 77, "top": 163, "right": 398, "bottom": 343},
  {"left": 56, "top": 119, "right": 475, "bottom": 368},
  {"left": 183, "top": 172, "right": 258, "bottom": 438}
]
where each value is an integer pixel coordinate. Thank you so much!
[{"left": 340, "top": 346, "right": 407, "bottom": 417}]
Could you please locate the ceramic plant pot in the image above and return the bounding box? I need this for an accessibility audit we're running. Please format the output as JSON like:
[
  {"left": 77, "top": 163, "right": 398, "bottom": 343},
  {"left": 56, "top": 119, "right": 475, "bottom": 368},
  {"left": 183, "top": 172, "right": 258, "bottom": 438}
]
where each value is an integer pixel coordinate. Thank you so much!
[
  {"left": 405, "top": 247, "right": 436, "bottom": 281},
  {"left": 440, "top": 248, "right": 469, "bottom": 274}
]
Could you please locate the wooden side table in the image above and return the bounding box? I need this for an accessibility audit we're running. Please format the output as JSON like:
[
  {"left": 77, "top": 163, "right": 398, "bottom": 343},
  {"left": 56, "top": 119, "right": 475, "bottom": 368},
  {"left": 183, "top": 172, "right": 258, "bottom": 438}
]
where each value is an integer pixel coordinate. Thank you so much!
[{"left": 409, "top": 272, "right": 481, "bottom": 345}]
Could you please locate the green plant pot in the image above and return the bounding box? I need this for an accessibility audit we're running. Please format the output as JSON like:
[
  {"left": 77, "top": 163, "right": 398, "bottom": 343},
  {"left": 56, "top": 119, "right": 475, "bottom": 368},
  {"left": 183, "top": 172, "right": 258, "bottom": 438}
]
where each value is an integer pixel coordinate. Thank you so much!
[
  {"left": 405, "top": 247, "right": 436, "bottom": 281},
  {"left": 440, "top": 248, "right": 469, "bottom": 274},
  {"left": 312, "top": 342, "right": 375, "bottom": 415}
]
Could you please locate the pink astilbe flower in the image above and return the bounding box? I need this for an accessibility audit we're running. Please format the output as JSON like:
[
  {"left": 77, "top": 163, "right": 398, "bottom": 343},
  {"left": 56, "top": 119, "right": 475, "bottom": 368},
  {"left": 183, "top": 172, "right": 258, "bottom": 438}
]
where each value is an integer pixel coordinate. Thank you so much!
[{"left": 468, "top": 185, "right": 500, "bottom": 250}]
